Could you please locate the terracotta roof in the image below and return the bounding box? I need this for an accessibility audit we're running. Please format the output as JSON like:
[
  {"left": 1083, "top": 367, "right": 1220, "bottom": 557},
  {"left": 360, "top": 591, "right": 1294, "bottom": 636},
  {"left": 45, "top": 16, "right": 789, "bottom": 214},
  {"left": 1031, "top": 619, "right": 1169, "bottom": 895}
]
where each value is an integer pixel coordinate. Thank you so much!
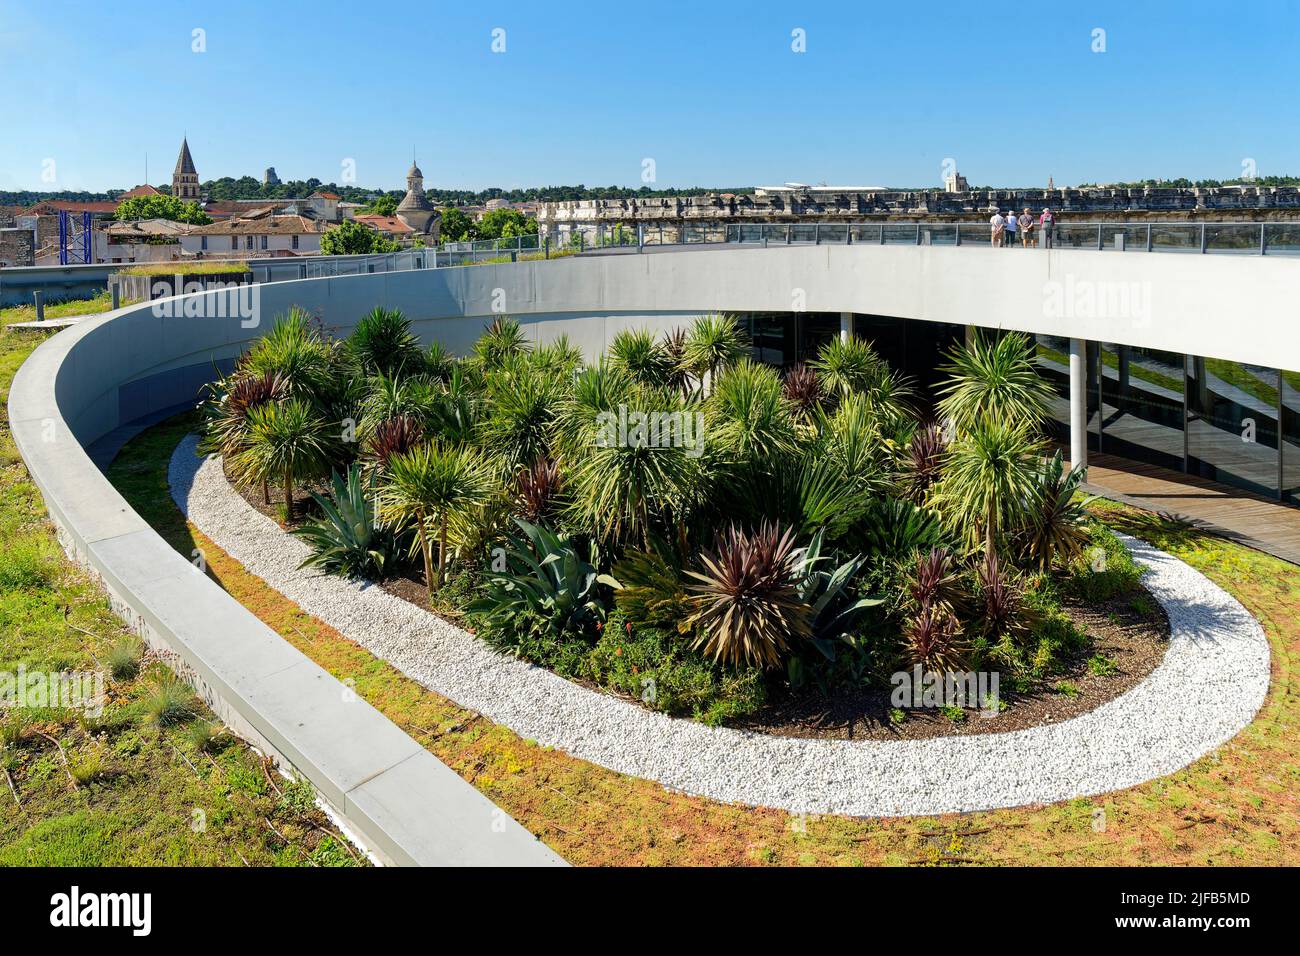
[
  {"left": 310, "top": 191, "right": 341, "bottom": 200},
  {"left": 21, "top": 200, "right": 120, "bottom": 215},
  {"left": 189, "top": 215, "right": 328, "bottom": 236},
  {"left": 119, "top": 184, "right": 162, "bottom": 198},
  {"left": 353, "top": 214, "right": 414, "bottom": 235}
]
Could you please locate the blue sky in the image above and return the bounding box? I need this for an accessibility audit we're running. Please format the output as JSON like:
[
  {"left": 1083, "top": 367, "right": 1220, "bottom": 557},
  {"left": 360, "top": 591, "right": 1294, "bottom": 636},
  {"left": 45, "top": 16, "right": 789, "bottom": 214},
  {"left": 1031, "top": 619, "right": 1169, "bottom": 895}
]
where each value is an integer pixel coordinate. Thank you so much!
[{"left": 2, "top": 0, "right": 1298, "bottom": 193}]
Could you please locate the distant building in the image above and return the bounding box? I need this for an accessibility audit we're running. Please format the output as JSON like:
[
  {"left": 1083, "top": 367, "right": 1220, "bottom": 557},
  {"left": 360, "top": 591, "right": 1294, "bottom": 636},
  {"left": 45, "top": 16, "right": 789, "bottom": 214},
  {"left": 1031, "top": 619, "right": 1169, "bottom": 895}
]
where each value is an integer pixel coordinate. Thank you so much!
[
  {"left": 943, "top": 170, "right": 970, "bottom": 192},
  {"left": 181, "top": 211, "right": 329, "bottom": 257},
  {"left": 264, "top": 167, "right": 281, "bottom": 187},
  {"left": 103, "top": 218, "right": 193, "bottom": 264},
  {"left": 353, "top": 214, "right": 414, "bottom": 239},
  {"left": 173, "top": 138, "right": 201, "bottom": 201},
  {"left": 118, "top": 184, "right": 162, "bottom": 199},
  {"left": 394, "top": 161, "right": 440, "bottom": 238}
]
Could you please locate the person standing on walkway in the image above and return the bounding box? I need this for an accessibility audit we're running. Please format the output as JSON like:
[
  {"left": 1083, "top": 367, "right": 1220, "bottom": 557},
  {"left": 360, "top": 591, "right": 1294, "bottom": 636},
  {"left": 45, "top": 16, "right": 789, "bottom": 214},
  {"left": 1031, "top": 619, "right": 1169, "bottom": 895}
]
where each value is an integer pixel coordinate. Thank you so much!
[
  {"left": 990, "top": 210, "right": 1005, "bottom": 247},
  {"left": 1040, "top": 207, "right": 1055, "bottom": 248},
  {"left": 1021, "top": 207, "right": 1035, "bottom": 247},
  {"left": 1005, "top": 210, "right": 1018, "bottom": 248}
]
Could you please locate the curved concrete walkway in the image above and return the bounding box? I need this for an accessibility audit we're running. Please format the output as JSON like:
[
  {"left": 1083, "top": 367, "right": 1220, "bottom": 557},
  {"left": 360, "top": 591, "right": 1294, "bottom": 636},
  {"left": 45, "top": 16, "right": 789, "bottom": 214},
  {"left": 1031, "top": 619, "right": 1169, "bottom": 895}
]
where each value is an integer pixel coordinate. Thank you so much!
[{"left": 172, "top": 435, "right": 1272, "bottom": 817}]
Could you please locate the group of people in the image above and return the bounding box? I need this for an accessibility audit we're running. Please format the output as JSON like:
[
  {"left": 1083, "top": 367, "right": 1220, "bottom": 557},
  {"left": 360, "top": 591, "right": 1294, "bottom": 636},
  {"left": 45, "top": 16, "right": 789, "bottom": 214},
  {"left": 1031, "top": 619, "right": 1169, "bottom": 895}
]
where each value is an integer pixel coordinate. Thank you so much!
[{"left": 990, "top": 208, "right": 1055, "bottom": 247}]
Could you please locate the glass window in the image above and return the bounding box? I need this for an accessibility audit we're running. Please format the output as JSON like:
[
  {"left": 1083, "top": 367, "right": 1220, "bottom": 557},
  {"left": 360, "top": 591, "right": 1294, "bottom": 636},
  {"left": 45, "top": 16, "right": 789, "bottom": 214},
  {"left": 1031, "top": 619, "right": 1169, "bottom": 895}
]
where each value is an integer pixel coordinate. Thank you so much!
[
  {"left": 1284, "top": 370, "right": 1300, "bottom": 505},
  {"left": 1187, "top": 359, "right": 1279, "bottom": 497},
  {"left": 796, "top": 313, "right": 840, "bottom": 364},
  {"left": 1097, "top": 344, "right": 1184, "bottom": 472},
  {"left": 748, "top": 313, "right": 796, "bottom": 368}
]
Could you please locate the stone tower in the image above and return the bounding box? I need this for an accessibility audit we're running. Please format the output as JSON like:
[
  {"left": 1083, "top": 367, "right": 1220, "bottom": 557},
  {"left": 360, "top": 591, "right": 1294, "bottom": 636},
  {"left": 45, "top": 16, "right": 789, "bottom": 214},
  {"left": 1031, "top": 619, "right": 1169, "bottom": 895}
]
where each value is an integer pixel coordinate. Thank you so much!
[
  {"left": 173, "top": 138, "right": 200, "bottom": 201},
  {"left": 395, "top": 160, "right": 439, "bottom": 236}
]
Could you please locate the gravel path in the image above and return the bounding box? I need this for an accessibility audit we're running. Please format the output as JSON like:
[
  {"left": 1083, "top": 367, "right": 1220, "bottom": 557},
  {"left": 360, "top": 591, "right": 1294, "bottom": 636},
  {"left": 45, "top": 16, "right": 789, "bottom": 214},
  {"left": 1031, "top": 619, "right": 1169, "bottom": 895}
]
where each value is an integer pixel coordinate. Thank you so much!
[{"left": 171, "top": 434, "right": 1271, "bottom": 816}]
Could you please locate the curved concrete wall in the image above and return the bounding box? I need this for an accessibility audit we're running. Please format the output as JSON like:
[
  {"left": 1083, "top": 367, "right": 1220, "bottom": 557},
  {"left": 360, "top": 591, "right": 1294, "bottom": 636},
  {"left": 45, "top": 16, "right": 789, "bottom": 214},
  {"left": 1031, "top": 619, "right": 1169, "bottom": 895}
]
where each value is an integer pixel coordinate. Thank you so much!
[{"left": 10, "top": 243, "right": 1298, "bottom": 864}]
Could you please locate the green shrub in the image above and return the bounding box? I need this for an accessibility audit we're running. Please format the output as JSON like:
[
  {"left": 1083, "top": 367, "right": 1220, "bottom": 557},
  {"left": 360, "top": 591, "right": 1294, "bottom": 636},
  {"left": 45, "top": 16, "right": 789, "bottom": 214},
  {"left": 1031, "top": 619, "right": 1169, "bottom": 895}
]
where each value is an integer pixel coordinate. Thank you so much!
[
  {"left": 1067, "top": 524, "right": 1143, "bottom": 601},
  {"left": 138, "top": 677, "right": 198, "bottom": 728},
  {"left": 106, "top": 636, "right": 144, "bottom": 682},
  {"left": 293, "top": 465, "right": 402, "bottom": 580}
]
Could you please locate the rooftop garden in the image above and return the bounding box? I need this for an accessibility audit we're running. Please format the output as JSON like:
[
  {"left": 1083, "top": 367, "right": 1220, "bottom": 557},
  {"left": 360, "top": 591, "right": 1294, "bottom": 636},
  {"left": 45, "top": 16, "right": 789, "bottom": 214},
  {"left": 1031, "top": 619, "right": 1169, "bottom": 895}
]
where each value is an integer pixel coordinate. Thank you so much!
[{"left": 198, "top": 310, "right": 1162, "bottom": 731}]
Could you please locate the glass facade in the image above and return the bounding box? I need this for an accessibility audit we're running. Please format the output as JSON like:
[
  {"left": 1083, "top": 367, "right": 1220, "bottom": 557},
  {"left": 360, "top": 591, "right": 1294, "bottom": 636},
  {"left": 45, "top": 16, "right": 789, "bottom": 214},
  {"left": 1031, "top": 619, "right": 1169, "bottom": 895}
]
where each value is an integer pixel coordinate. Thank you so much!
[{"left": 1033, "top": 333, "right": 1300, "bottom": 502}]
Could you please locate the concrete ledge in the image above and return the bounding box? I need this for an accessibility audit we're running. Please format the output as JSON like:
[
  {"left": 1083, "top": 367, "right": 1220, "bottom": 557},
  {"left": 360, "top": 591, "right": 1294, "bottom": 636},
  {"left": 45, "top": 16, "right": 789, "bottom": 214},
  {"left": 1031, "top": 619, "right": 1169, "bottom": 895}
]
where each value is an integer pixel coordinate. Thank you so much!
[{"left": 9, "top": 296, "right": 566, "bottom": 867}]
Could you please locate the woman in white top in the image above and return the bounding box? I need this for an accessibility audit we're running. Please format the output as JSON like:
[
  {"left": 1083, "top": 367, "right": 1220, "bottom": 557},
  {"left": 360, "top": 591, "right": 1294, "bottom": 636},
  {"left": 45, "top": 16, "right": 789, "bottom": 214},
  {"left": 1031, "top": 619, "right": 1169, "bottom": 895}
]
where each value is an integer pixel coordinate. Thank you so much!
[{"left": 989, "top": 212, "right": 1005, "bottom": 247}]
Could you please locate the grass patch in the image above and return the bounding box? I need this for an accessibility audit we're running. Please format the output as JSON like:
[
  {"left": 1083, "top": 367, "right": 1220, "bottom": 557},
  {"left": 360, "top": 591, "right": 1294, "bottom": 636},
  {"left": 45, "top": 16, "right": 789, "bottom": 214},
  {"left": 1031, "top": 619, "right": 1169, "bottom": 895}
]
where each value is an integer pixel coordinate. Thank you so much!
[{"left": 117, "top": 261, "right": 249, "bottom": 276}]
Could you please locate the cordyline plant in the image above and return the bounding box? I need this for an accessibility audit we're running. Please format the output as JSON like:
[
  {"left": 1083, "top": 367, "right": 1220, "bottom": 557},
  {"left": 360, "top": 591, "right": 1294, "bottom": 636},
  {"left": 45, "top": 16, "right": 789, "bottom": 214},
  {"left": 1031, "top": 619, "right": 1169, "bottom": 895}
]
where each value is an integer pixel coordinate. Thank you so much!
[
  {"left": 903, "top": 605, "right": 968, "bottom": 673},
  {"left": 228, "top": 397, "right": 334, "bottom": 522},
  {"left": 1021, "top": 450, "right": 1094, "bottom": 570},
  {"left": 366, "top": 414, "right": 425, "bottom": 472},
  {"left": 936, "top": 331, "right": 1053, "bottom": 437},
  {"left": 903, "top": 421, "right": 947, "bottom": 503},
  {"left": 682, "top": 313, "right": 749, "bottom": 393},
  {"left": 378, "top": 442, "right": 493, "bottom": 601},
  {"left": 782, "top": 363, "right": 824, "bottom": 422},
  {"left": 685, "top": 521, "right": 812, "bottom": 669},
  {"left": 514, "top": 455, "right": 563, "bottom": 523},
  {"left": 198, "top": 369, "right": 285, "bottom": 504}
]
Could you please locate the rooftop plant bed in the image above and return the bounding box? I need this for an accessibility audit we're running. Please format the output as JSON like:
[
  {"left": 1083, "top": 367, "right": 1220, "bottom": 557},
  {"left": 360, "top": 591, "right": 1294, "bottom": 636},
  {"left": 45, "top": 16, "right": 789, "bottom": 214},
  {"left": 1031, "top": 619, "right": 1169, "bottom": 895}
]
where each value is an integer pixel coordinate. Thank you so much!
[
  {"left": 117, "top": 261, "right": 250, "bottom": 277},
  {"left": 198, "top": 309, "right": 1167, "bottom": 732}
]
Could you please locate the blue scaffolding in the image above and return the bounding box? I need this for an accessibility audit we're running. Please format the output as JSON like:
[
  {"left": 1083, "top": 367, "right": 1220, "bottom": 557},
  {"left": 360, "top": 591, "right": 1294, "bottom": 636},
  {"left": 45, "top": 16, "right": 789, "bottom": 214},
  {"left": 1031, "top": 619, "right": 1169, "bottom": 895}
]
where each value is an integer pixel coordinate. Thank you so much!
[{"left": 58, "top": 210, "right": 93, "bottom": 265}]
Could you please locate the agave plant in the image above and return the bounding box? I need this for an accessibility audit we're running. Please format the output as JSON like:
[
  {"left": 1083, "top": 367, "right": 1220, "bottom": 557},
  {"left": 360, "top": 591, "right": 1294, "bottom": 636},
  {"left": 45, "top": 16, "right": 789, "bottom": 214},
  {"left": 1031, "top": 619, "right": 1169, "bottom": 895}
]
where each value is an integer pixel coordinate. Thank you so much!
[
  {"left": 792, "top": 530, "right": 882, "bottom": 660},
  {"left": 608, "top": 328, "right": 670, "bottom": 387},
  {"left": 347, "top": 307, "right": 425, "bottom": 378},
  {"left": 1020, "top": 450, "right": 1094, "bottom": 570},
  {"left": 937, "top": 331, "right": 1054, "bottom": 436},
  {"left": 514, "top": 455, "right": 563, "bottom": 523},
  {"left": 473, "top": 316, "right": 531, "bottom": 370},
  {"left": 378, "top": 442, "right": 493, "bottom": 599},
  {"left": 471, "top": 518, "right": 605, "bottom": 641},
  {"left": 293, "top": 465, "right": 400, "bottom": 580},
  {"left": 228, "top": 397, "right": 335, "bottom": 522},
  {"left": 682, "top": 313, "right": 749, "bottom": 392},
  {"left": 782, "top": 363, "right": 824, "bottom": 421},
  {"left": 684, "top": 521, "right": 812, "bottom": 669}
]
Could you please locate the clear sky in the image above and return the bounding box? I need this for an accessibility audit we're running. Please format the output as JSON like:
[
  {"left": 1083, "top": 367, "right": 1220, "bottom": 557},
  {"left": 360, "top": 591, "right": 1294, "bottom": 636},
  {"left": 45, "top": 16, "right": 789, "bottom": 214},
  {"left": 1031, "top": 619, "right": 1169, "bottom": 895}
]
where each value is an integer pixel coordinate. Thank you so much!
[{"left": 2, "top": 0, "right": 1298, "bottom": 193}]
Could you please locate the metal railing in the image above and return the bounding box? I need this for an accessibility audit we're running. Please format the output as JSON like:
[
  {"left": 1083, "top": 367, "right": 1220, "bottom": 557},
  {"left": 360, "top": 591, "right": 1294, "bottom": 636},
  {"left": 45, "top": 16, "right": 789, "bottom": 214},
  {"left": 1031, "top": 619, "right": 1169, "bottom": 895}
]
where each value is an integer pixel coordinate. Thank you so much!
[{"left": 241, "top": 219, "right": 1300, "bottom": 283}]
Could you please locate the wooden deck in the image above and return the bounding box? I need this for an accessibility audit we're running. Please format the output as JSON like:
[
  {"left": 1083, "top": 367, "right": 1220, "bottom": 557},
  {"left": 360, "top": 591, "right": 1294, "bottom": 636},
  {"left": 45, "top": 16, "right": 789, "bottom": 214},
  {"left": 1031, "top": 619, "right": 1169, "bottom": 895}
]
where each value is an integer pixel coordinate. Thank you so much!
[{"left": 1077, "top": 452, "right": 1300, "bottom": 566}]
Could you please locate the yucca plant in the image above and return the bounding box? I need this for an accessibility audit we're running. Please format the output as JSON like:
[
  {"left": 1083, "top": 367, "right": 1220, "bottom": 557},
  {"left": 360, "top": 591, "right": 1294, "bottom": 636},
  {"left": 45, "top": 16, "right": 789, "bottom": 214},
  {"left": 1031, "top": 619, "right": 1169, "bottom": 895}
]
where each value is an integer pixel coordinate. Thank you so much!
[
  {"left": 293, "top": 465, "right": 400, "bottom": 580},
  {"left": 532, "top": 334, "right": 585, "bottom": 376},
  {"left": 347, "top": 307, "right": 424, "bottom": 378},
  {"left": 228, "top": 397, "right": 335, "bottom": 521},
  {"left": 937, "top": 331, "right": 1054, "bottom": 436},
  {"left": 242, "top": 308, "right": 334, "bottom": 401},
  {"left": 661, "top": 327, "right": 693, "bottom": 396},
  {"left": 471, "top": 518, "right": 606, "bottom": 640},
  {"left": 378, "top": 441, "right": 493, "bottom": 599},
  {"left": 782, "top": 363, "right": 824, "bottom": 421},
  {"left": 473, "top": 316, "right": 531, "bottom": 370},
  {"left": 1020, "top": 450, "right": 1094, "bottom": 570},
  {"left": 609, "top": 328, "right": 670, "bottom": 387},
  {"left": 706, "top": 359, "right": 799, "bottom": 466},
  {"left": 930, "top": 418, "right": 1044, "bottom": 556},
  {"left": 685, "top": 521, "right": 812, "bottom": 669},
  {"left": 810, "top": 336, "right": 888, "bottom": 398},
  {"left": 514, "top": 455, "right": 563, "bottom": 523},
  {"left": 479, "top": 362, "right": 564, "bottom": 473},
  {"left": 424, "top": 340, "right": 454, "bottom": 381},
  {"left": 198, "top": 369, "right": 286, "bottom": 503},
  {"left": 682, "top": 313, "right": 749, "bottom": 392}
]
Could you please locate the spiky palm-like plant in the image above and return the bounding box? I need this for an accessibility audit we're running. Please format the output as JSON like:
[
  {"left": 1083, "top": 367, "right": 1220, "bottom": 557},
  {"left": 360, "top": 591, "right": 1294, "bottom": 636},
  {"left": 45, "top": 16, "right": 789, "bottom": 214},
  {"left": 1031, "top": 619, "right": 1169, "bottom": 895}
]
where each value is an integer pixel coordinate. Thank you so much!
[
  {"left": 554, "top": 359, "right": 635, "bottom": 454},
  {"left": 293, "top": 465, "right": 400, "bottom": 580},
  {"left": 930, "top": 418, "right": 1044, "bottom": 556},
  {"left": 821, "top": 391, "right": 891, "bottom": 494},
  {"left": 782, "top": 363, "right": 824, "bottom": 421},
  {"left": 973, "top": 551, "right": 1031, "bottom": 641},
  {"left": 903, "top": 606, "right": 968, "bottom": 674},
  {"left": 661, "top": 327, "right": 693, "bottom": 396},
  {"left": 682, "top": 313, "right": 749, "bottom": 393},
  {"left": 810, "top": 336, "right": 888, "bottom": 398},
  {"left": 609, "top": 328, "right": 670, "bottom": 387},
  {"left": 479, "top": 362, "right": 563, "bottom": 474},
  {"left": 903, "top": 547, "right": 964, "bottom": 617},
  {"left": 937, "top": 331, "right": 1053, "bottom": 436},
  {"left": 473, "top": 316, "right": 531, "bottom": 371},
  {"left": 706, "top": 359, "right": 799, "bottom": 466},
  {"left": 358, "top": 373, "right": 440, "bottom": 439},
  {"left": 685, "top": 521, "right": 812, "bottom": 669},
  {"left": 514, "top": 455, "right": 563, "bottom": 523},
  {"left": 229, "top": 398, "right": 335, "bottom": 522},
  {"left": 424, "top": 340, "right": 454, "bottom": 381},
  {"left": 1021, "top": 450, "right": 1093, "bottom": 570},
  {"left": 903, "top": 421, "right": 948, "bottom": 503},
  {"left": 366, "top": 414, "right": 425, "bottom": 471},
  {"left": 347, "top": 307, "right": 424, "bottom": 378},
  {"left": 378, "top": 442, "right": 493, "bottom": 600},
  {"left": 199, "top": 369, "right": 287, "bottom": 504},
  {"left": 532, "top": 334, "right": 585, "bottom": 377},
  {"left": 431, "top": 363, "right": 480, "bottom": 444},
  {"left": 242, "top": 308, "right": 334, "bottom": 401}
]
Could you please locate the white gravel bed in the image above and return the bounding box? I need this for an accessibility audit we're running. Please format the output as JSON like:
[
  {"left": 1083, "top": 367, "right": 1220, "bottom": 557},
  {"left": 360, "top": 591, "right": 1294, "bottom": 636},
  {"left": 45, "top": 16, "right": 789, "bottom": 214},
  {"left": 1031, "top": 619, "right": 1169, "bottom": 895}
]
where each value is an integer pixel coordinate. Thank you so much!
[{"left": 170, "top": 433, "right": 1271, "bottom": 816}]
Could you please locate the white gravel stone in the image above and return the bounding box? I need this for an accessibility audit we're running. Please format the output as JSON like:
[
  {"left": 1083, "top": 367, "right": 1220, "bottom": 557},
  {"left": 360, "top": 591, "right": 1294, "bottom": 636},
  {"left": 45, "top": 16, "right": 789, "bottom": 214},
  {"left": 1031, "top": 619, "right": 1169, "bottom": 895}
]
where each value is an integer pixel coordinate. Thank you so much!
[{"left": 171, "top": 434, "right": 1271, "bottom": 816}]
